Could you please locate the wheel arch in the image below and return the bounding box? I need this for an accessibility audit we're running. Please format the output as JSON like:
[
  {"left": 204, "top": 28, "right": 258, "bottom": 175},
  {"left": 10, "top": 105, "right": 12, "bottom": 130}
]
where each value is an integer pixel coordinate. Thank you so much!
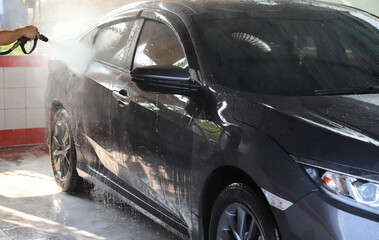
[{"left": 200, "top": 165, "right": 276, "bottom": 239}]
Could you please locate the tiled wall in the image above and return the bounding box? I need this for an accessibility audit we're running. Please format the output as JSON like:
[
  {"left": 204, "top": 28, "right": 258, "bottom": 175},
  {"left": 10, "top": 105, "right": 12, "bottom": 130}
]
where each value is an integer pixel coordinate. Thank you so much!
[
  {"left": 0, "top": 66, "right": 47, "bottom": 130},
  {"left": 0, "top": 56, "right": 48, "bottom": 146}
]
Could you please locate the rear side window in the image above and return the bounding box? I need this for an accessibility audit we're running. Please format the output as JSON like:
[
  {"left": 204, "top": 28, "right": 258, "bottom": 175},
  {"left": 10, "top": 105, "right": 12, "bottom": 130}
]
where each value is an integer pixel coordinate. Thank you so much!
[
  {"left": 133, "top": 20, "right": 188, "bottom": 69},
  {"left": 94, "top": 20, "right": 134, "bottom": 68}
]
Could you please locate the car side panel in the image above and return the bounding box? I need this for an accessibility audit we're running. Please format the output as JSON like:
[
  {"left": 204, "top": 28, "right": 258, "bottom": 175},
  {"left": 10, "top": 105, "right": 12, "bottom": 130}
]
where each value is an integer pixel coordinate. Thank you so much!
[{"left": 74, "top": 62, "right": 114, "bottom": 171}]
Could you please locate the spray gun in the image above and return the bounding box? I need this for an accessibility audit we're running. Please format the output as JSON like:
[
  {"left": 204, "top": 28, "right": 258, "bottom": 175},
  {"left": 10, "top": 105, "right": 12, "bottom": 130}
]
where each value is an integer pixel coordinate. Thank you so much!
[{"left": 0, "top": 32, "right": 49, "bottom": 55}]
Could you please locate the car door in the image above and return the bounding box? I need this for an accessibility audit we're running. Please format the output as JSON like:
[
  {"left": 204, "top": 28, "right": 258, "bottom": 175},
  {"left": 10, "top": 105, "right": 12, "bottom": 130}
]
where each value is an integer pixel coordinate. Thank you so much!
[
  {"left": 133, "top": 19, "right": 196, "bottom": 223},
  {"left": 109, "top": 14, "right": 202, "bottom": 231},
  {"left": 111, "top": 11, "right": 205, "bottom": 231},
  {"left": 76, "top": 16, "right": 137, "bottom": 172}
]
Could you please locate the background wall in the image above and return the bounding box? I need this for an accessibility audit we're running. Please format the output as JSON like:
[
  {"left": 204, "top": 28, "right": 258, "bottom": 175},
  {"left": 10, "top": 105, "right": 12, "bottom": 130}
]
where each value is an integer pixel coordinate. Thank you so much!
[
  {"left": 0, "top": 0, "right": 28, "bottom": 30},
  {"left": 34, "top": 0, "right": 133, "bottom": 40},
  {"left": 0, "top": 0, "right": 132, "bottom": 146},
  {"left": 323, "top": 0, "right": 378, "bottom": 16},
  {"left": 0, "top": 56, "right": 47, "bottom": 146}
]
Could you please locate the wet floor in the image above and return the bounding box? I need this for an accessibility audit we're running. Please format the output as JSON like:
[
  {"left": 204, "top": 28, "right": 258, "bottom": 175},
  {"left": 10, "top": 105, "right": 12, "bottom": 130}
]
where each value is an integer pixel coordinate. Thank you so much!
[{"left": 0, "top": 145, "right": 181, "bottom": 240}]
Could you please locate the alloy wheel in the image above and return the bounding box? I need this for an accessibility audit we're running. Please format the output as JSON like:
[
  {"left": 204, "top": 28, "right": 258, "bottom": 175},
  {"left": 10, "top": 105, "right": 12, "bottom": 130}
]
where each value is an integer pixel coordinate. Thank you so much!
[
  {"left": 216, "top": 203, "right": 264, "bottom": 240},
  {"left": 51, "top": 118, "right": 71, "bottom": 181}
]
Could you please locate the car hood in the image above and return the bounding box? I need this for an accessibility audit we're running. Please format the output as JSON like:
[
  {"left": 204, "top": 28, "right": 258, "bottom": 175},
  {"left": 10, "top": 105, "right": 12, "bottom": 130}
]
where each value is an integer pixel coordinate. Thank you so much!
[{"left": 233, "top": 92, "right": 379, "bottom": 173}]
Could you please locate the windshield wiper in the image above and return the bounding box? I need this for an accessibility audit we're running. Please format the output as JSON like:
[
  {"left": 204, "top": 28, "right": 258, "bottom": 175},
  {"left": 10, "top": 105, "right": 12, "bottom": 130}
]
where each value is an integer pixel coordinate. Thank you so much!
[{"left": 314, "top": 86, "right": 379, "bottom": 96}]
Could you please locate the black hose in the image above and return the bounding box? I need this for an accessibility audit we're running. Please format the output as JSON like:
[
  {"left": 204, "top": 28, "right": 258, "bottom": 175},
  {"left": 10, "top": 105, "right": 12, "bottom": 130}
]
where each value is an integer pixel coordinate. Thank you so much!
[
  {"left": 0, "top": 41, "right": 21, "bottom": 55},
  {"left": 20, "top": 37, "right": 37, "bottom": 54},
  {"left": 0, "top": 33, "right": 48, "bottom": 56}
]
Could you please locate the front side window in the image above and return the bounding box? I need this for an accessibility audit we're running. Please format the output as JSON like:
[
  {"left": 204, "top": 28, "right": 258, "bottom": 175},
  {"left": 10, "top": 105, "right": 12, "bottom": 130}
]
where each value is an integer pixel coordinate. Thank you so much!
[
  {"left": 194, "top": 12, "right": 379, "bottom": 96},
  {"left": 94, "top": 20, "right": 134, "bottom": 68},
  {"left": 133, "top": 20, "right": 188, "bottom": 69}
]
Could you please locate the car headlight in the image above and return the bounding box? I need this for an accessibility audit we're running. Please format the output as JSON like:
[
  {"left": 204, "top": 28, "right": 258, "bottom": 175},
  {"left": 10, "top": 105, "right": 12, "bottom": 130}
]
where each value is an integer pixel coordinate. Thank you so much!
[{"left": 294, "top": 157, "right": 379, "bottom": 215}]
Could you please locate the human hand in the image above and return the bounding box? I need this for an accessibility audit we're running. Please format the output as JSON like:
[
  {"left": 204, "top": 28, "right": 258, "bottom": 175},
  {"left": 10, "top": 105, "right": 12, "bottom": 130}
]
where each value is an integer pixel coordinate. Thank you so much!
[{"left": 17, "top": 25, "right": 40, "bottom": 40}]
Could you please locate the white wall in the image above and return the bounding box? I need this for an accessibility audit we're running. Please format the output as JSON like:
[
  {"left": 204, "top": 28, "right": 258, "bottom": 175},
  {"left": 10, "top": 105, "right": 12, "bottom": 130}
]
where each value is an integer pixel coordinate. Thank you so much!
[{"left": 0, "top": 58, "right": 48, "bottom": 131}]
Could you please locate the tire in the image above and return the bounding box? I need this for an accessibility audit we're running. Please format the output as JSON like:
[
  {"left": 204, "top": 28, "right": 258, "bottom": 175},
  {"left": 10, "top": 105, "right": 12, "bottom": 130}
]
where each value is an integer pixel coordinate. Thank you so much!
[
  {"left": 50, "top": 109, "right": 84, "bottom": 192},
  {"left": 209, "top": 183, "right": 279, "bottom": 240}
]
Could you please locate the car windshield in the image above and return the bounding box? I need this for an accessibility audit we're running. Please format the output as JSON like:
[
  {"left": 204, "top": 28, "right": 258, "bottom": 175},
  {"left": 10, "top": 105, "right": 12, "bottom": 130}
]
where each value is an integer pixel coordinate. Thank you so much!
[{"left": 194, "top": 11, "right": 379, "bottom": 96}]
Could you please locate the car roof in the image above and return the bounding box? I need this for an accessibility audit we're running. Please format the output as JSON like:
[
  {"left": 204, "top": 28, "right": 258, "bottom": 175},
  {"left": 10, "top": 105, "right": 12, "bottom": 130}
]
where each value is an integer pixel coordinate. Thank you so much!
[
  {"left": 172, "top": 0, "right": 352, "bottom": 14},
  {"left": 113, "top": 0, "right": 368, "bottom": 17},
  {"left": 94, "top": 0, "right": 377, "bottom": 34},
  {"left": 101, "top": 0, "right": 377, "bottom": 26}
]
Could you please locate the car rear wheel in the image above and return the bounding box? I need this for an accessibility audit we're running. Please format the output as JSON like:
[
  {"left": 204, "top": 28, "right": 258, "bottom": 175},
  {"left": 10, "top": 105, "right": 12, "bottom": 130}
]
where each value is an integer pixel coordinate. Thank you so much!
[
  {"left": 50, "top": 109, "right": 83, "bottom": 192},
  {"left": 209, "top": 183, "right": 279, "bottom": 240}
]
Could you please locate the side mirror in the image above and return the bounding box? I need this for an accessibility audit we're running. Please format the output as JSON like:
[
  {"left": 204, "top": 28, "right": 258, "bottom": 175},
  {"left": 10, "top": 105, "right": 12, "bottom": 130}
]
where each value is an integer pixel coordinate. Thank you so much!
[{"left": 131, "top": 65, "right": 201, "bottom": 95}]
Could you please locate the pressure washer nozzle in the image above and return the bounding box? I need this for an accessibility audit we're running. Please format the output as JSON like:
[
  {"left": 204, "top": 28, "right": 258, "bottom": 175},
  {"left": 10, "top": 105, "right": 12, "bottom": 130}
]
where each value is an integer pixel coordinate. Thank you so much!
[{"left": 39, "top": 34, "right": 48, "bottom": 42}]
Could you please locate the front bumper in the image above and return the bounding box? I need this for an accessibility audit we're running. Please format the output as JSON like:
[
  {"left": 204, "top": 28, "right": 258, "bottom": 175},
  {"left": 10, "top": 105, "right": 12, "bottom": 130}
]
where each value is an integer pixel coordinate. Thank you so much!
[{"left": 274, "top": 191, "right": 379, "bottom": 240}]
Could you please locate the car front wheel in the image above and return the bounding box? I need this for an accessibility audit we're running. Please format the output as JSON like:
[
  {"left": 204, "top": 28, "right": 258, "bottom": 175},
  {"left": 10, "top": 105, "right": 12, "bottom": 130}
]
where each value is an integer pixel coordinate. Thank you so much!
[
  {"left": 209, "top": 183, "right": 279, "bottom": 240},
  {"left": 50, "top": 108, "right": 83, "bottom": 192}
]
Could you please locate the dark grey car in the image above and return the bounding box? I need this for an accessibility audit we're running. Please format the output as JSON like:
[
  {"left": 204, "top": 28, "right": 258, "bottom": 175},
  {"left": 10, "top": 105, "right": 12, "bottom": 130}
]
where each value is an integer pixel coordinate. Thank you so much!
[{"left": 46, "top": 1, "right": 379, "bottom": 239}]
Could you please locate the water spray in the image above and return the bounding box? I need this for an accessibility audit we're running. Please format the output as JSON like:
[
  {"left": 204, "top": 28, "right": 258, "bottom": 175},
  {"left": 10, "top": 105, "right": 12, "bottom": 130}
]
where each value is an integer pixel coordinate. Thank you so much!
[{"left": 0, "top": 32, "right": 49, "bottom": 55}]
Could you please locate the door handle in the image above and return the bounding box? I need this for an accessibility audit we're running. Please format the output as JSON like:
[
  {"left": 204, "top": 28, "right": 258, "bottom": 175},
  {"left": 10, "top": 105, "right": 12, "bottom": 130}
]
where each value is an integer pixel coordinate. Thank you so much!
[{"left": 112, "top": 89, "right": 131, "bottom": 107}]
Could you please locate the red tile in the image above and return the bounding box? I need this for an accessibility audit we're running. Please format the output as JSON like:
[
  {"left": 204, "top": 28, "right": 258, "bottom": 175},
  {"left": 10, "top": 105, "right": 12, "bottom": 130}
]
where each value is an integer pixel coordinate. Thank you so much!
[
  {"left": 0, "top": 56, "right": 49, "bottom": 67},
  {"left": 0, "top": 128, "right": 46, "bottom": 146}
]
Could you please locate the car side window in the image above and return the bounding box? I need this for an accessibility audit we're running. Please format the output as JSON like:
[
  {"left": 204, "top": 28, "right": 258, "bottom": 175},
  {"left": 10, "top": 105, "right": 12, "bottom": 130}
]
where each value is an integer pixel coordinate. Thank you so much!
[
  {"left": 94, "top": 20, "right": 134, "bottom": 68},
  {"left": 133, "top": 20, "right": 188, "bottom": 69}
]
